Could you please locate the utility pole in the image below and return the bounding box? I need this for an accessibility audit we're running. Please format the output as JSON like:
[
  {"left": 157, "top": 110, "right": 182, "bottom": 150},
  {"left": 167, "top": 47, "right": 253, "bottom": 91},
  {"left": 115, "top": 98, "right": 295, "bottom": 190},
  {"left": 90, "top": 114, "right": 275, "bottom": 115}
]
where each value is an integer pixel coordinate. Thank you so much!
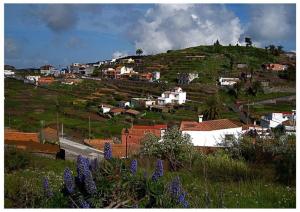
[
  {"left": 89, "top": 116, "right": 91, "bottom": 142},
  {"left": 247, "top": 100, "right": 250, "bottom": 125},
  {"left": 8, "top": 112, "right": 11, "bottom": 128},
  {"left": 61, "top": 123, "right": 64, "bottom": 140},
  {"left": 56, "top": 112, "right": 59, "bottom": 138}
]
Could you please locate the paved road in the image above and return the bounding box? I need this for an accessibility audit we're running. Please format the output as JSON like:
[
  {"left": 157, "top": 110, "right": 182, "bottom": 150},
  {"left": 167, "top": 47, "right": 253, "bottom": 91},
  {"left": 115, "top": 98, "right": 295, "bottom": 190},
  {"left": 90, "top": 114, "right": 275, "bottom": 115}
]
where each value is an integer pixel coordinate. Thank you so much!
[
  {"left": 59, "top": 137, "right": 104, "bottom": 161},
  {"left": 244, "top": 95, "right": 296, "bottom": 106}
]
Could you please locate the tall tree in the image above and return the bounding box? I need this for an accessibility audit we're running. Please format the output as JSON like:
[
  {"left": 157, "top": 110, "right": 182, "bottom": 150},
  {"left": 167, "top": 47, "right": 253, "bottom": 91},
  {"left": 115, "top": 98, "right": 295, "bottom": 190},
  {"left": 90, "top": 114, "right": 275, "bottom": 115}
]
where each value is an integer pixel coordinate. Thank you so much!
[
  {"left": 245, "top": 37, "right": 252, "bottom": 47},
  {"left": 202, "top": 95, "right": 222, "bottom": 120},
  {"left": 136, "top": 48, "right": 143, "bottom": 56}
]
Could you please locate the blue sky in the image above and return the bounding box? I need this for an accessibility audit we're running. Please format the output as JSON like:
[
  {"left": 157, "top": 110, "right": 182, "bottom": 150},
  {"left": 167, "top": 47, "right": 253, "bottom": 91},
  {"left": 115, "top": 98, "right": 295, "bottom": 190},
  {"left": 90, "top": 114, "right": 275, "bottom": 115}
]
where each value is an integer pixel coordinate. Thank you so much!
[{"left": 5, "top": 4, "right": 296, "bottom": 69}]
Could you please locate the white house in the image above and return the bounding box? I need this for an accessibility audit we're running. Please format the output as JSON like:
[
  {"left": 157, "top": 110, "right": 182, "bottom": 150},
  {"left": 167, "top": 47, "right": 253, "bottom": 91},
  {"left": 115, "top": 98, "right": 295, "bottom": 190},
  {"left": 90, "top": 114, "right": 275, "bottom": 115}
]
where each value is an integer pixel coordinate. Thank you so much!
[
  {"left": 24, "top": 75, "right": 40, "bottom": 85},
  {"left": 152, "top": 71, "right": 160, "bottom": 81},
  {"left": 40, "top": 65, "right": 59, "bottom": 75},
  {"left": 180, "top": 115, "right": 243, "bottom": 147},
  {"left": 218, "top": 77, "right": 240, "bottom": 86},
  {"left": 118, "top": 66, "right": 134, "bottom": 75},
  {"left": 260, "top": 112, "right": 295, "bottom": 129},
  {"left": 131, "top": 98, "right": 156, "bottom": 108},
  {"left": 118, "top": 101, "right": 130, "bottom": 108},
  {"left": 99, "top": 104, "right": 113, "bottom": 114},
  {"left": 4, "top": 70, "right": 15, "bottom": 77},
  {"left": 158, "top": 87, "right": 186, "bottom": 105}
]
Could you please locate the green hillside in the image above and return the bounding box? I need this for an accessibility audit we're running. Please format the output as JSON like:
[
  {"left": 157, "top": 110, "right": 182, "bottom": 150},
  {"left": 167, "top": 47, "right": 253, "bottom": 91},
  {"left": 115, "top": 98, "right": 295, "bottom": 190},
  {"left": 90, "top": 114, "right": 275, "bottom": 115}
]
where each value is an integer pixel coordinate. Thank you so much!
[{"left": 141, "top": 45, "right": 282, "bottom": 83}]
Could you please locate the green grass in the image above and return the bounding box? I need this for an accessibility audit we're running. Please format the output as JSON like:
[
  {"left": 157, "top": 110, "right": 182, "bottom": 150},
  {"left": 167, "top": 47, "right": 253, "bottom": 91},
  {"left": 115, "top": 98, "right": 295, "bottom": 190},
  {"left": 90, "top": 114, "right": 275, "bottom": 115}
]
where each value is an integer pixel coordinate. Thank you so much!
[{"left": 4, "top": 150, "right": 296, "bottom": 208}]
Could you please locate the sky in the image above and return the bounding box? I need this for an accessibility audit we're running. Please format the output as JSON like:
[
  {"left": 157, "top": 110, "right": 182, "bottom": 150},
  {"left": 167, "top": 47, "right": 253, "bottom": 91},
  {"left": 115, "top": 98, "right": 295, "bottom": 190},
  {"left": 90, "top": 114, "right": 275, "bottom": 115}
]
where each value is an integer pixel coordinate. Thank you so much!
[{"left": 4, "top": 3, "right": 296, "bottom": 69}]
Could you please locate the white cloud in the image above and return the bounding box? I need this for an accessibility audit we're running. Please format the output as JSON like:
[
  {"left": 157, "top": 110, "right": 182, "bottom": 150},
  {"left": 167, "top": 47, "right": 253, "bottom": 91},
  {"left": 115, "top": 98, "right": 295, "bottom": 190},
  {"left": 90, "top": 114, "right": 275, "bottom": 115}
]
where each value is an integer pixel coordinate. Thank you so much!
[
  {"left": 244, "top": 4, "right": 295, "bottom": 46},
  {"left": 112, "top": 51, "right": 128, "bottom": 59},
  {"left": 130, "top": 4, "right": 244, "bottom": 54}
]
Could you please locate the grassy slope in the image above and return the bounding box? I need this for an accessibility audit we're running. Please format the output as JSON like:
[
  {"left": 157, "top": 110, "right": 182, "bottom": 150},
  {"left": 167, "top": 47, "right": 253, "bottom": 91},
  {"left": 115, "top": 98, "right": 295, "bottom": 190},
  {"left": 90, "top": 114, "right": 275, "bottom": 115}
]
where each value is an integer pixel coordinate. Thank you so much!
[
  {"left": 4, "top": 151, "right": 296, "bottom": 208},
  {"left": 143, "top": 45, "right": 279, "bottom": 83}
]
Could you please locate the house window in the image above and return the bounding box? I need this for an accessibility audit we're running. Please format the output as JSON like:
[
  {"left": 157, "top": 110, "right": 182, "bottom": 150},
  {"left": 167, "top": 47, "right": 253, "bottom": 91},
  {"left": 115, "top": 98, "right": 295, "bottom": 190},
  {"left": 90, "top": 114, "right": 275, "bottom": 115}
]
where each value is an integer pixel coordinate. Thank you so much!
[{"left": 225, "top": 134, "right": 234, "bottom": 141}]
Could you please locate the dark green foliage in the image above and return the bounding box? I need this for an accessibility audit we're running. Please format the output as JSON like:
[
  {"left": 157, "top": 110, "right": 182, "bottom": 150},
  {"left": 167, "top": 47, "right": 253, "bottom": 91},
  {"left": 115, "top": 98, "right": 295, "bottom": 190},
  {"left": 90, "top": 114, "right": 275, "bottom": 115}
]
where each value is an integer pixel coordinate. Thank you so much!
[
  {"left": 5, "top": 147, "right": 30, "bottom": 172},
  {"left": 222, "top": 135, "right": 296, "bottom": 185},
  {"left": 202, "top": 94, "right": 222, "bottom": 120},
  {"left": 245, "top": 37, "right": 252, "bottom": 47}
]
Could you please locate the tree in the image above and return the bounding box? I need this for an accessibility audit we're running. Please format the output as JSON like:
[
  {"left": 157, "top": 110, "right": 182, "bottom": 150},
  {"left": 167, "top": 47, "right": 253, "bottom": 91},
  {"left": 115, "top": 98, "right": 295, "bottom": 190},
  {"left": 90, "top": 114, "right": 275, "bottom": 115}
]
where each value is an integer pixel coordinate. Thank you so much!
[
  {"left": 247, "top": 81, "right": 262, "bottom": 96},
  {"left": 202, "top": 94, "right": 222, "bottom": 120},
  {"left": 277, "top": 45, "right": 284, "bottom": 54},
  {"left": 232, "top": 81, "right": 243, "bottom": 98},
  {"left": 136, "top": 48, "right": 143, "bottom": 56},
  {"left": 268, "top": 45, "right": 276, "bottom": 54},
  {"left": 214, "top": 39, "right": 221, "bottom": 46},
  {"left": 245, "top": 37, "right": 252, "bottom": 47},
  {"left": 140, "top": 126, "right": 194, "bottom": 171}
]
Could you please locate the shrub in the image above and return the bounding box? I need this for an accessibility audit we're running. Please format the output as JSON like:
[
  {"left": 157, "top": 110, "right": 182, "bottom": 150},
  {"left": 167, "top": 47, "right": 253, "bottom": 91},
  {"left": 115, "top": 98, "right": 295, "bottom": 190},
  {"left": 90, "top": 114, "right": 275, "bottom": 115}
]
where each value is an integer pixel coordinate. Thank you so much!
[
  {"left": 191, "top": 151, "right": 253, "bottom": 181},
  {"left": 140, "top": 126, "right": 195, "bottom": 171},
  {"left": 5, "top": 147, "right": 30, "bottom": 172}
]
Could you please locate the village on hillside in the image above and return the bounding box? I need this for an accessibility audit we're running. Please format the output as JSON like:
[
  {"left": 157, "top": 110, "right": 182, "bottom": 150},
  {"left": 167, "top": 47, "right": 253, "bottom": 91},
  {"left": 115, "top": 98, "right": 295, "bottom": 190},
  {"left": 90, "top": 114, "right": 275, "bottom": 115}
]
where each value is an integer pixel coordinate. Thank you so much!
[
  {"left": 3, "top": 3, "right": 297, "bottom": 207},
  {"left": 4, "top": 42, "right": 296, "bottom": 159}
]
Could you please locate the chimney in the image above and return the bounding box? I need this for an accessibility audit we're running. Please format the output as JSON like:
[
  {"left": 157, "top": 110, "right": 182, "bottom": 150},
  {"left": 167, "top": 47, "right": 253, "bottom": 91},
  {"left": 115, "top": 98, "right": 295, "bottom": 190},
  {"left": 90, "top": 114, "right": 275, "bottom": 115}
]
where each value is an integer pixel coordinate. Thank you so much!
[
  {"left": 198, "top": 115, "right": 203, "bottom": 123},
  {"left": 253, "top": 120, "right": 257, "bottom": 126}
]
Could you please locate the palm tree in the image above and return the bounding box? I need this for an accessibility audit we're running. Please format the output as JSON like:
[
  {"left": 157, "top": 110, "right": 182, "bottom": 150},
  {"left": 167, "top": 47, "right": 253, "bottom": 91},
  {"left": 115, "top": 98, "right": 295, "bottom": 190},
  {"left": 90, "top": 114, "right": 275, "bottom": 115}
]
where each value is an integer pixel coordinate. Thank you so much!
[
  {"left": 202, "top": 95, "right": 222, "bottom": 120},
  {"left": 136, "top": 48, "right": 143, "bottom": 56}
]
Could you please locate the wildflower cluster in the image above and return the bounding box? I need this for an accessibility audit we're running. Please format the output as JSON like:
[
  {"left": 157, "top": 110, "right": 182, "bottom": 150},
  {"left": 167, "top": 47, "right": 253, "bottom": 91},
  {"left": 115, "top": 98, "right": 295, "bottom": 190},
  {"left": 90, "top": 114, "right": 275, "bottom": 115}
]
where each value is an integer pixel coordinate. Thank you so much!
[
  {"left": 42, "top": 177, "right": 53, "bottom": 198},
  {"left": 76, "top": 155, "right": 97, "bottom": 195},
  {"left": 78, "top": 198, "right": 90, "bottom": 208},
  {"left": 152, "top": 159, "right": 164, "bottom": 181},
  {"left": 104, "top": 142, "right": 112, "bottom": 160},
  {"left": 130, "top": 159, "right": 138, "bottom": 175},
  {"left": 168, "top": 176, "right": 189, "bottom": 208},
  {"left": 64, "top": 167, "right": 75, "bottom": 194}
]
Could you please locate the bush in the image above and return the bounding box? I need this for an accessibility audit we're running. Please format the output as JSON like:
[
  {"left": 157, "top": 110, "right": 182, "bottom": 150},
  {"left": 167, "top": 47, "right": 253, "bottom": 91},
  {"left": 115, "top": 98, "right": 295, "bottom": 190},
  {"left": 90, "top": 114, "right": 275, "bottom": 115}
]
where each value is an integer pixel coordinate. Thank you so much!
[
  {"left": 5, "top": 147, "right": 30, "bottom": 172},
  {"left": 222, "top": 135, "right": 296, "bottom": 185},
  {"left": 140, "top": 126, "right": 195, "bottom": 171},
  {"left": 191, "top": 151, "right": 253, "bottom": 181}
]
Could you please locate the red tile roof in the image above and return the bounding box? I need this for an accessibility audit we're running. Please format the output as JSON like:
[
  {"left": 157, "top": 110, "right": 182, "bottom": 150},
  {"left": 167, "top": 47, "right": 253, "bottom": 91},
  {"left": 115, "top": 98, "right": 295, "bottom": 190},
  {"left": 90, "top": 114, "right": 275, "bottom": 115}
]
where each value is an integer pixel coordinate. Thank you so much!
[
  {"left": 282, "top": 120, "right": 295, "bottom": 126},
  {"left": 132, "top": 124, "right": 167, "bottom": 130},
  {"left": 5, "top": 140, "right": 60, "bottom": 154},
  {"left": 5, "top": 129, "right": 59, "bottom": 154},
  {"left": 84, "top": 139, "right": 139, "bottom": 158},
  {"left": 121, "top": 125, "right": 166, "bottom": 145},
  {"left": 125, "top": 109, "right": 140, "bottom": 115},
  {"left": 180, "top": 119, "right": 242, "bottom": 131},
  {"left": 5, "top": 130, "right": 40, "bottom": 143},
  {"left": 110, "top": 108, "right": 126, "bottom": 113}
]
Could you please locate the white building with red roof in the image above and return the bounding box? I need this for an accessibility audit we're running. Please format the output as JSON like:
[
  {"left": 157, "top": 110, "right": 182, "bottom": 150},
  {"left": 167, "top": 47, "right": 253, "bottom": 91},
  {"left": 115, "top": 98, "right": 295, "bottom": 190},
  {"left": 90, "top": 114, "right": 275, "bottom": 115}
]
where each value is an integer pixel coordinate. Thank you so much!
[
  {"left": 180, "top": 115, "right": 243, "bottom": 147},
  {"left": 158, "top": 87, "right": 186, "bottom": 105},
  {"left": 260, "top": 111, "right": 295, "bottom": 129}
]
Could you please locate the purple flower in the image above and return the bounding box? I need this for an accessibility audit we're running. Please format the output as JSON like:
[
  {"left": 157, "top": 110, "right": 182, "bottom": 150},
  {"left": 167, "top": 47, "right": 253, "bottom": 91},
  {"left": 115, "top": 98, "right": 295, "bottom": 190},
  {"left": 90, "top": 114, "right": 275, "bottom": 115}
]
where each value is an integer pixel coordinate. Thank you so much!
[
  {"left": 169, "top": 176, "right": 181, "bottom": 197},
  {"left": 168, "top": 176, "right": 189, "bottom": 208},
  {"left": 64, "top": 167, "right": 75, "bottom": 194},
  {"left": 130, "top": 159, "right": 138, "bottom": 175},
  {"left": 78, "top": 198, "right": 90, "bottom": 208},
  {"left": 156, "top": 159, "right": 163, "bottom": 177},
  {"left": 76, "top": 155, "right": 89, "bottom": 183},
  {"left": 42, "top": 177, "right": 53, "bottom": 198},
  {"left": 84, "top": 170, "right": 97, "bottom": 195},
  {"left": 178, "top": 192, "right": 186, "bottom": 204},
  {"left": 152, "top": 159, "right": 164, "bottom": 181},
  {"left": 104, "top": 143, "right": 112, "bottom": 160}
]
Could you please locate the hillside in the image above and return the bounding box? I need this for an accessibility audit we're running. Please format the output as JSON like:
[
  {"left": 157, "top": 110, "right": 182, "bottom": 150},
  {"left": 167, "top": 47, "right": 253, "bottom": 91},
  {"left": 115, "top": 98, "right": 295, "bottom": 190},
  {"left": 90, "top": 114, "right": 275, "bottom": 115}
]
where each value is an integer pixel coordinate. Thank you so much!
[{"left": 139, "top": 45, "right": 289, "bottom": 84}]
